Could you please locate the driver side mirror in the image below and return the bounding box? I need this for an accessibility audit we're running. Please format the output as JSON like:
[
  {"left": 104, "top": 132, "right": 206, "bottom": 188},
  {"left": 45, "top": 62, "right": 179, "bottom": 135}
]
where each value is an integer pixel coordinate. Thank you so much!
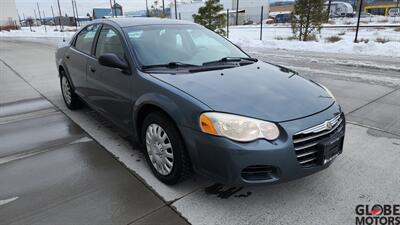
[{"left": 98, "top": 53, "right": 129, "bottom": 71}]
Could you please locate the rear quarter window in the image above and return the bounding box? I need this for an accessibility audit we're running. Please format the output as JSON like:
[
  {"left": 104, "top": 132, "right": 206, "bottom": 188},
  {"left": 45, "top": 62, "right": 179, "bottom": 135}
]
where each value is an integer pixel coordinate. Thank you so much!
[{"left": 74, "top": 24, "right": 100, "bottom": 55}]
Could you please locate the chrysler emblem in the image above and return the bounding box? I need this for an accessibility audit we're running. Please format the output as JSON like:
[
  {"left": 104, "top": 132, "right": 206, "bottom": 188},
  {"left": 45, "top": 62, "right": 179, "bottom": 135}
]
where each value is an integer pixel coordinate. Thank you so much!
[{"left": 326, "top": 121, "right": 333, "bottom": 130}]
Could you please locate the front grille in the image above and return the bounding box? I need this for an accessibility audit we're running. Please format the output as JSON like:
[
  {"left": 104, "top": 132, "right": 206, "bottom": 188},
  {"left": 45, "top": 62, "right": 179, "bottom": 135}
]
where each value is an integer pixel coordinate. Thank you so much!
[
  {"left": 293, "top": 114, "right": 344, "bottom": 167},
  {"left": 241, "top": 165, "right": 277, "bottom": 181}
]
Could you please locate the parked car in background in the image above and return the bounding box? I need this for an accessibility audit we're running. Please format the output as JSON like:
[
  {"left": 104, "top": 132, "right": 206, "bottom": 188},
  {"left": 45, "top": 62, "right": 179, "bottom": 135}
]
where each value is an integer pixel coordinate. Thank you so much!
[
  {"left": 325, "top": 1, "right": 353, "bottom": 18},
  {"left": 56, "top": 18, "right": 345, "bottom": 185},
  {"left": 243, "top": 20, "right": 254, "bottom": 25},
  {"left": 274, "top": 13, "right": 291, "bottom": 23},
  {"left": 263, "top": 17, "right": 275, "bottom": 24},
  {"left": 389, "top": 8, "right": 400, "bottom": 17}
]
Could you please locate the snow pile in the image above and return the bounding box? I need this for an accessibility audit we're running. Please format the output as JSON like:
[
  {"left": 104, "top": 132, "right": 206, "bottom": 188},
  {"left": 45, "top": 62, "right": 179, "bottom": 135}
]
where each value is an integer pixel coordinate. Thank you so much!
[
  {"left": 330, "top": 15, "right": 400, "bottom": 26},
  {"left": 0, "top": 26, "right": 75, "bottom": 40},
  {"left": 231, "top": 37, "right": 400, "bottom": 57}
]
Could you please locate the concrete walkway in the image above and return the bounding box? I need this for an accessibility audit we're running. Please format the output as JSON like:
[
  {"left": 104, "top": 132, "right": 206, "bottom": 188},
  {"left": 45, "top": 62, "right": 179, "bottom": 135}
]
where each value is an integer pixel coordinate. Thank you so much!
[{"left": 0, "top": 61, "right": 188, "bottom": 225}]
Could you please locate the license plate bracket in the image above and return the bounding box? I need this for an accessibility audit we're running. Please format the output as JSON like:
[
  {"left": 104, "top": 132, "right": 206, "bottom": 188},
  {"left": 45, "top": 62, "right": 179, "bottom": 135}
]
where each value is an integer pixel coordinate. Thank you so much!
[{"left": 319, "top": 136, "right": 343, "bottom": 165}]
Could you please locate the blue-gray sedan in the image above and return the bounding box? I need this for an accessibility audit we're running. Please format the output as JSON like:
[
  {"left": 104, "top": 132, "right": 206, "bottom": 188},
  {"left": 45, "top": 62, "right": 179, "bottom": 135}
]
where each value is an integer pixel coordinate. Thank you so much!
[{"left": 56, "top": 18, "right": 345, "bottom": 185}]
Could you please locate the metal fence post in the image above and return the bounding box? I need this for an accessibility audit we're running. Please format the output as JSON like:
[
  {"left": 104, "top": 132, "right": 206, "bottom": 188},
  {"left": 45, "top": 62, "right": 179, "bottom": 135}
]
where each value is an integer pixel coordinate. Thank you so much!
[
  {"left": 354, "top": 0, "right": 363, "bottom": 43},
  {"left": 327, "top": 0, "right": 332, "bottom": 19},
  {"left": 226, "top": 9, "right": 229, "bottom": 38},
  {"left": 260, "top": 6, "right": 264, "bottom": 41}
]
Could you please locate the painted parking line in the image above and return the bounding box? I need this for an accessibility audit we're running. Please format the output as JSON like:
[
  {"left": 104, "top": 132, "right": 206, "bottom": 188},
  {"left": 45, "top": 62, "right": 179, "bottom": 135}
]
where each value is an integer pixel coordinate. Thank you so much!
[{"left": 0, "top": 197, "right": 19, "bottom": 207}]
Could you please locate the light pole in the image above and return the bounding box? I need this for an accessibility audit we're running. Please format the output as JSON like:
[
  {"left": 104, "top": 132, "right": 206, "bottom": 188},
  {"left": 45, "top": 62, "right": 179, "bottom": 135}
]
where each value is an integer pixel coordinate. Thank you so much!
[
  {"left": 72, "top": 0, "right": 77, "bottom": 29},
  {"left": 36, "top": 2, "right": 46, "bottom": 31},
  {"left": 57, "top": 0, "right": 63, "bottom": 31},
  {"left": 74, "top": 0, "right": 80, "bottom": 26},
  {"left": 51, "top": 5, "right": 56, "bottom": 26},
  {"left": 162, "top": 0, "right": 165, "bottom": 16},
  {"left": 109, "top": 0, "right": 114, "bottom": 17},
  {"left": 145, "top": 0, "right": 149, "bottom": 17},
  {"left": 174, "top": 0, "right": 178, "bottom": 19},
  {"left": 235, "top": 0, "right": 240, "bottom": 25},
  {"left": 327, "top": 0, "right": 332, "bottom": 19},
  {"left": 113, "top": 0, "right": 117, "bottom": 18}
]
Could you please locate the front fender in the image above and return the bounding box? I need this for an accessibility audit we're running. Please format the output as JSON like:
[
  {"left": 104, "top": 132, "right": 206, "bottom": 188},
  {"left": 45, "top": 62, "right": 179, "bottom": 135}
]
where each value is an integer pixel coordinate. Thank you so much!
[{"left": 133, "top": 92, "right": 188, "bottom": 128}]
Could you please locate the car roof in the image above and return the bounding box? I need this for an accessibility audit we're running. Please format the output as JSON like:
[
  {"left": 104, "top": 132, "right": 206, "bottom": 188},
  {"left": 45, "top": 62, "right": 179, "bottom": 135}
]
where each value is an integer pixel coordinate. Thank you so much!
[{"left": 95, "top": 17, "right": 195, "bottom": 28}]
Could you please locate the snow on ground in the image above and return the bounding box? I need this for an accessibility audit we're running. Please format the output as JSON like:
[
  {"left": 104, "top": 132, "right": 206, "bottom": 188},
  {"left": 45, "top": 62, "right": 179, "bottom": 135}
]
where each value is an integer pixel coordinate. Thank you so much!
[
  {"left": 328, "top": 15, "right": 400, "bottom": 26},
  {"left": 1, "top": 19, "right": 399, "bottom": 57},
  {"left": 0, "top": 26, "right": 76, "bottom": 38},
  {"left": 229, "top": 22, "right": 400, "bottom": 57},
  {"left": 0, "top": 26, "right": 75, "bottom": 45}
]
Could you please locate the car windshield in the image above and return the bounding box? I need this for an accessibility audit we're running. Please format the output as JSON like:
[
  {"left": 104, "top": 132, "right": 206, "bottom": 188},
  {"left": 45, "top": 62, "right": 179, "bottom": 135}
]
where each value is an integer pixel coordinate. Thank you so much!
[{"left": 124, "top": 24, "right": 249, "bottom": 68}]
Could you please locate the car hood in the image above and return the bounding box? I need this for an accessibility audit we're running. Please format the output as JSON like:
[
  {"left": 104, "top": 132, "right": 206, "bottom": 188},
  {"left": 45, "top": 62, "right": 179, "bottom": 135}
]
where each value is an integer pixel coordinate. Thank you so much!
[{"left": 150, "top": 62, "right": 334, "bottom": 122}]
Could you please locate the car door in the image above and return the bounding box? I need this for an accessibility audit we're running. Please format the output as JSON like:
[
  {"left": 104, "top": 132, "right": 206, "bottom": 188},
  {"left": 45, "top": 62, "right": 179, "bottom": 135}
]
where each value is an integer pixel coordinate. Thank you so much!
[
  {"left": 86, "top": 24, "right": 133, "bottom": 131},
  {"left": 65, "top": 24, "right": 100, "bottom": 97}
]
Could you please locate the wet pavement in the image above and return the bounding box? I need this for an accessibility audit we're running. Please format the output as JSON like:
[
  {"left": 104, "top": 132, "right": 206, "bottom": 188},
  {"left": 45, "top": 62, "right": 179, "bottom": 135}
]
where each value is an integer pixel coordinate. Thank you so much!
[
  {"left": 0, "top": 61, "right": 188, "bottom": 225},
  {"left": 0, "top": 38, "right": 399, "bottom": 225}
]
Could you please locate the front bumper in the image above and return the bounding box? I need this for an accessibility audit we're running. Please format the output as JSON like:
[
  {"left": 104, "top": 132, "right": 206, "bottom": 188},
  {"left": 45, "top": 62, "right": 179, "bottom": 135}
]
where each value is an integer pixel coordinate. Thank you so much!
[{"left": 180, "top": 104, "right": 345, "bottom": 186}]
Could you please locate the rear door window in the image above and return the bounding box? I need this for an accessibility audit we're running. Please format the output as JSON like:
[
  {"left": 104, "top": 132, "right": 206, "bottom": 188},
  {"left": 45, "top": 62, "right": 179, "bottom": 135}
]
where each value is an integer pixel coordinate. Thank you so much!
[{"left": 74, "top": 24, "right": 100, "bottom": 55}]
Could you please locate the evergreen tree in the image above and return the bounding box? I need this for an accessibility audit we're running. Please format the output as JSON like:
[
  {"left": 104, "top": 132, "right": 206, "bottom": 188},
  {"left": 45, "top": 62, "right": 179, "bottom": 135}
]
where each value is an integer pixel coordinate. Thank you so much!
[
  {"left": 291, "top": 0, "right": 326, "bottom": 41},
  {"left": 193, "top": 0, "right": 226, "bottom": 36}
]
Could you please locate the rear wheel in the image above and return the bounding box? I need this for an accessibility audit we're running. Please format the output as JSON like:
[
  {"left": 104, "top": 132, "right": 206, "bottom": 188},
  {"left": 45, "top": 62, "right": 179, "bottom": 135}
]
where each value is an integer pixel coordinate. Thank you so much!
[
  {"left": 141, "top": 112, "right": 191, "bottom": 185},
  {"left": 60, "top": 71, "right": 82, "bottom": 110}
]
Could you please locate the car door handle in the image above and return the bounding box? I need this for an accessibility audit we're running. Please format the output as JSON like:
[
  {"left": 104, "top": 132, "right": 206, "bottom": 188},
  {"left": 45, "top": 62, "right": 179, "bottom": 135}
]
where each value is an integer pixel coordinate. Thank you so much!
[
  {"left": 65, "top": 54, "right": 70, "bottom": 59},
  {"left": 89, "top": 65, "right": 96, "bottom": 73}
]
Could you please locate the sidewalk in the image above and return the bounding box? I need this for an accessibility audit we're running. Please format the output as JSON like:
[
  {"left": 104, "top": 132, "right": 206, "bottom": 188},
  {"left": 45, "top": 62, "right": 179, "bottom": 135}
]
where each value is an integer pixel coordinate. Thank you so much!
[{"left": 0, "top": 61, "right": 188, "bottom": 224}]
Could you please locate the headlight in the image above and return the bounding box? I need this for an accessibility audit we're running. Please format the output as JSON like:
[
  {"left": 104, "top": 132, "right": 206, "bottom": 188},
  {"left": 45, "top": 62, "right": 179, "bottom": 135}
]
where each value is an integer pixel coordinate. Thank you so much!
[
  {"left": 319, "top": 83, "right": 336, "bottom": 101},
  {"left": 199, "top": 112, "right": 280, "bottom": 142}
]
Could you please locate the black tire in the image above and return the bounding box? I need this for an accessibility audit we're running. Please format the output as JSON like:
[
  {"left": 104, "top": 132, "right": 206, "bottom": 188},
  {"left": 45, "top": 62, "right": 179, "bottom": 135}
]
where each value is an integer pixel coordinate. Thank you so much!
[
  {"left": 141, "top": 112, "right": 191, "bottom": 185},
  {"left": 60, "top": 70, "right": 82, "bottom": 110}
]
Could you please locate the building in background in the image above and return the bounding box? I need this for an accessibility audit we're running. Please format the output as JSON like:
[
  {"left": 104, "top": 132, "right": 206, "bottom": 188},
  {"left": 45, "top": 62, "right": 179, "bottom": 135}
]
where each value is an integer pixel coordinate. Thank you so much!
[
  {"left": 0, "top": 0, "right": 20, "bottom": 29},
  {"left": 93, "top": 3, "right": 123, "bottom": 19},
  {"left": 363, "top": 0, "right": 399, "bottom": 16},
  {"left": 170, "top": 0, "right": 269, "bottom": 25},
  {"left": 125, "top": 10, "right": 148, "bottom": 17},
  {"left": 270, "top": 1, "right": 294, "bottom": 13},
  {"left": 53, "top": 16, "right": 77, "bottom": 26}
]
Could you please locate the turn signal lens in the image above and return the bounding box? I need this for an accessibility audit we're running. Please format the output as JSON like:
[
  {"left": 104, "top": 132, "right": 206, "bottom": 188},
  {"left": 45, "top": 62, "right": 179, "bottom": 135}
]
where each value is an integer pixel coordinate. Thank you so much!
[{"left": 199, "top": 114, "right": 217, "bottom": 135}]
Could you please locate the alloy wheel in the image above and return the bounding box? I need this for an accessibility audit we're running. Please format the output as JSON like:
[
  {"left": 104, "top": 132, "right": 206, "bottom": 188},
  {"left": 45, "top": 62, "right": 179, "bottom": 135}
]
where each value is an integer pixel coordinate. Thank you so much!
[{"left": 61, "top": 76, "right": 72, "bottom": 105}]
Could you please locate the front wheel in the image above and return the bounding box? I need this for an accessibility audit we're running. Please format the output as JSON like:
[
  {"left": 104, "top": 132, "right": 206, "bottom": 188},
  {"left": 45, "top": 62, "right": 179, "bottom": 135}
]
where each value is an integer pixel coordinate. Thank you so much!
[
  {"left": 141, "top": 112, "right": 191, "bottom": 185},
  {"left": 60, "top": 71, "right": 82, "bottom": 110}
]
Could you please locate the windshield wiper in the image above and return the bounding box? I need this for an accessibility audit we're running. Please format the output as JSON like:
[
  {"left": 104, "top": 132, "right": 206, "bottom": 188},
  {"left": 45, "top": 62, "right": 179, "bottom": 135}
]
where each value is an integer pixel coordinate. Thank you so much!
[
  {"left": 202, "top": 57, "right": 258, "bottom": 66},
  {"left": 141, "top": 62, "right": 200, "bottom": 70}
]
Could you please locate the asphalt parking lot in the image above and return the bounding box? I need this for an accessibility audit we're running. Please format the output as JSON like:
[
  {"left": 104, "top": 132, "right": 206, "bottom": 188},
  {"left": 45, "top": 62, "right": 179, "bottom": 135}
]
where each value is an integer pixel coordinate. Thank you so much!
[{"left": 0, "top": 38, "right": 399, "bottom": 225}]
